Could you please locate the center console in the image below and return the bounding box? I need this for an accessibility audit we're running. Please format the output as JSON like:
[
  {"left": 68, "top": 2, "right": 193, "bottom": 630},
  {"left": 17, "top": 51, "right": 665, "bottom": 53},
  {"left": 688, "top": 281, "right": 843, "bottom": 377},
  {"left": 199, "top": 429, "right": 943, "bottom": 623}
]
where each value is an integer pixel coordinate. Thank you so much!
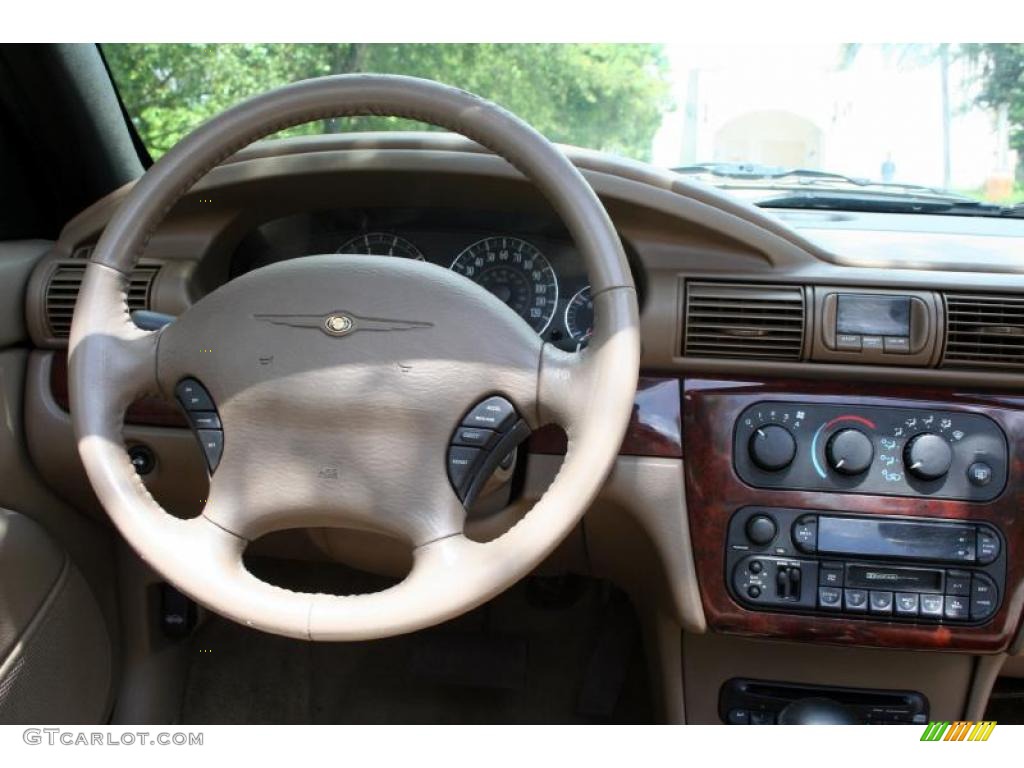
[{"left": 684, "top": 376, "right": 1024, "bottom": 652}]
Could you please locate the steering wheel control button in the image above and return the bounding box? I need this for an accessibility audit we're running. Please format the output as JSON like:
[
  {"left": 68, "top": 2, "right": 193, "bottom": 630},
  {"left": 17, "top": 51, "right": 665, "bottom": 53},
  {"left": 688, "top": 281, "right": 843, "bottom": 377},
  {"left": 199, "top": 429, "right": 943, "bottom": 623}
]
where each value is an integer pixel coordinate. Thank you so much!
[
  {"left": 453, "top": 426, "right": 497, "bottom": 449},
  {"left": 197, "top": 430, "right": 224, "bottom": 472},
  {"left": 976, "top": 529, "right": 1001, "bottom": 564},
  {"left": 175, "top": 378, "right": 215, "bottom": 411},
  {"left": 188, "top": 411, "right": 222, "bottom": 430},
  {"left": 745, "top": 514, "right": 777, "bottom": 546},
  {"left": 462, "top": 396, "right": 516, "bottom": 432},
  {"left": 825, "top": 429, "right": 874, "bottom": 475},
  {"left": 448, "top": 397, "right": 533, "bottom": 505},
  {"left": 748, "top": 424, "right": 796, "bottom": 471},
  {"left": 447, "top": 446, "right": 481, "bottom": 493}
]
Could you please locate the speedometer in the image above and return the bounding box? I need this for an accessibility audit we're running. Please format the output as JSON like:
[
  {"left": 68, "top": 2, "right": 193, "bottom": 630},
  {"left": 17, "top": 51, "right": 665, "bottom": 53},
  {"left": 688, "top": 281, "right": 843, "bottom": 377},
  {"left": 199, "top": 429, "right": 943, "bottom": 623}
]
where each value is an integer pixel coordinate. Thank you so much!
[
  {"left": 338, "top": 232, "right": 424, "bottom": 260},
  {"left": 450, "top": 236, "right": 559, "bottom": 334}
]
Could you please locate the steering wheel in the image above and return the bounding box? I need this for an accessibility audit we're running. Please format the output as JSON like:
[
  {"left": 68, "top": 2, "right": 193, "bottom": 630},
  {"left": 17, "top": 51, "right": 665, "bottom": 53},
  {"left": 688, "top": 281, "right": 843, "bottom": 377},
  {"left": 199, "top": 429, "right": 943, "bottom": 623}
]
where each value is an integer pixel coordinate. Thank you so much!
[{"left": 69, "top": 75, "right": 639, "bottom": 641}]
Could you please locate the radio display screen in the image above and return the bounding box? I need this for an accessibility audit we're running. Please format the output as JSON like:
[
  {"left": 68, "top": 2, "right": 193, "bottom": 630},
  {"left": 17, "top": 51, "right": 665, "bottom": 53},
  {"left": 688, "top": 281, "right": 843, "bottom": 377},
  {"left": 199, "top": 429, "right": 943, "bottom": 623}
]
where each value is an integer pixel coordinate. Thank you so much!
[
  {"left": 836, "top": 294, "right": 911, "bottom": 337},
  {"left": 817, "top": 516, "right": 976, "bottom": 563}
]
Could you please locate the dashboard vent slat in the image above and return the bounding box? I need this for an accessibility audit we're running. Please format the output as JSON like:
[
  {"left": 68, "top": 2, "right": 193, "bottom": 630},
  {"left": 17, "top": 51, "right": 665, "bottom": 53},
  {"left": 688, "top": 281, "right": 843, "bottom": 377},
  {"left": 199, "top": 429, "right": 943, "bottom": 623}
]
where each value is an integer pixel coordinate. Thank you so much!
[
  {"left": 683, "top": 282, "right": 806, "bottom": 361},
  {"left": 44, "top": 261, "right": 160, "bottom": 339},
  {"left": 942, "top": 293, "right": 1024, "bottom": 369}
]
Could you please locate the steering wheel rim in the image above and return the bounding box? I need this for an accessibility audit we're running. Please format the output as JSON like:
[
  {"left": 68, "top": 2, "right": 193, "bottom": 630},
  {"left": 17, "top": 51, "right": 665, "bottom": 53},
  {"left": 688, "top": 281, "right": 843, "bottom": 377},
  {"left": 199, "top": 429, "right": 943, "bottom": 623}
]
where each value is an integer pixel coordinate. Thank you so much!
[{"left": 68, "top": 74, "right": 640, "bottom": 641}]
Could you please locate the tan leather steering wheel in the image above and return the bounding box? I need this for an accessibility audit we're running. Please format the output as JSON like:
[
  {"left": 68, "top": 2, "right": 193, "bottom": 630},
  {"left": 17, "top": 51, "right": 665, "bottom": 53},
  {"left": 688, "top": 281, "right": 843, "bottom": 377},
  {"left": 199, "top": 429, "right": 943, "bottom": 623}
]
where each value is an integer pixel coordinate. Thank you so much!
[{"left": 69, "top": 75, "right": 639, "bottom": 641}]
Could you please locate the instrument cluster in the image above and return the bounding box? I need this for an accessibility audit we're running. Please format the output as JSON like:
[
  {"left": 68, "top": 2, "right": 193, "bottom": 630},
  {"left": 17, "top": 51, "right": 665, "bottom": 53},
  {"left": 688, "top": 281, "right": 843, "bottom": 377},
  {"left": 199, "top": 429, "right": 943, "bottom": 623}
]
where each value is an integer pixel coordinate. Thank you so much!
[{"left": 231, "top": 210, "right": 597, "bottom": 351}]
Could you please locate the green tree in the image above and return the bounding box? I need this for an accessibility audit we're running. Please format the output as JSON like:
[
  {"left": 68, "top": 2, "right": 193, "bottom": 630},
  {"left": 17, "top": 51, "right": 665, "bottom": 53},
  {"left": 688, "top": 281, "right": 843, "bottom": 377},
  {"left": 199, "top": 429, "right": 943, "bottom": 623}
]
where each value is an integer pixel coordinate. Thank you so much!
[
  {"left": 103, "top": 44, "right": 671, "bottom": 161},
  {"left": 963, "top": 44, "right": 1024, "bottom": 180}
]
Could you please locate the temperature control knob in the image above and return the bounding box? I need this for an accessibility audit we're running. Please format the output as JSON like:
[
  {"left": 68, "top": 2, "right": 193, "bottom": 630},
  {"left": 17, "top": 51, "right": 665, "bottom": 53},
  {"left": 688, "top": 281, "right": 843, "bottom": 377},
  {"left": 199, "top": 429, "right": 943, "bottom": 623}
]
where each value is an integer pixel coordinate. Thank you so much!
[
  {"left": 826, "top": 428, "right": 874, "bottom": 475},
  {"left": 748, "top": 424, "right": 796, "bottom": 471},
  {"left": 904, "top": 433, "right": 953, "bottom": 480}
]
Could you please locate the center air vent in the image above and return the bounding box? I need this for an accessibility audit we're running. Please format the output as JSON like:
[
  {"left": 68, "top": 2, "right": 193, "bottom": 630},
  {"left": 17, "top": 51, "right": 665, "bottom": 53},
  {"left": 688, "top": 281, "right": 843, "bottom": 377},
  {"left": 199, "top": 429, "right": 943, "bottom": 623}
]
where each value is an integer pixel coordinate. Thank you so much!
[
  {"left": 44, "top": 262, "right": 160, "bottom": 339},
  {"left": 942, "top": 293, "right": 1024, "bottom": 369},
  {"left": 683, "top": 282, "right": 806, "bottom": 361}
]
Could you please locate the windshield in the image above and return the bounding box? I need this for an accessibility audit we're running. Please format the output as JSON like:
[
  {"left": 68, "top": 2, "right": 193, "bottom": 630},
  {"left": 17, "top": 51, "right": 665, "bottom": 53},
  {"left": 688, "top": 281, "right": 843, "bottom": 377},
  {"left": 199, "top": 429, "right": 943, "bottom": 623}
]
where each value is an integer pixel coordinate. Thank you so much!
[{"left": 103, "top": 43, "right": 1024, "bottom": 213}]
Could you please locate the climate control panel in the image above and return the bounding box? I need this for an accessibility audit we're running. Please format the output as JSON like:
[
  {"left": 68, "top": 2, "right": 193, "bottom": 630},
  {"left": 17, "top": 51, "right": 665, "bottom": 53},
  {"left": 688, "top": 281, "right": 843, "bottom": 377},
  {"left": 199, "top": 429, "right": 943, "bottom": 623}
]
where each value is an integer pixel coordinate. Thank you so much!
[{"left": 734, "top": 402, "right": 1008, "bottom": 501}]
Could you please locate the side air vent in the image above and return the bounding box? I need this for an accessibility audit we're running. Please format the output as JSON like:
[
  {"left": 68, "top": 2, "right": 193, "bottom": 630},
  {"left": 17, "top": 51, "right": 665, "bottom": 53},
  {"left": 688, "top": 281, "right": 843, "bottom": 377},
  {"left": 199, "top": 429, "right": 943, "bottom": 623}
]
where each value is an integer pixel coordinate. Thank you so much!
[
  {"left": 942, "top": 293, "right": 1024, "bottom": 369},
  {"left": 44, "top": 262, "right": 160, "bottom": 338},
  {"left": 683, "top": 281, "right": 806, "bottom": 361}
]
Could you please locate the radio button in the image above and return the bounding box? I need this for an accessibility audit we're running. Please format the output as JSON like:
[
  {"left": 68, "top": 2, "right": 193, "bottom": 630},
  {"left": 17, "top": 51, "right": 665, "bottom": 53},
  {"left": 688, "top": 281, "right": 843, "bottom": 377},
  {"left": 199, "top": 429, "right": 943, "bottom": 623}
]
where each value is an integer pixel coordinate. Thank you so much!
[
  {"left": 836, "top": 333, "right": 862, "bottom": 351},
  {"left": 977, "top": 529, "right": 1000, "bottom": 565},
  {"left": 894, "top": 592, "right": 920, "bottom": 617},
  {"left": 945, "top": 570, "right": 971, "bottom": 597},
  {"left": 844, "top": 588, "right": 869, "bottom": 612},
  {"left": 862, "top": 335, "right": 884, "bottom": 352},
  {"left": 818, "top": 587, "right": 842, "bottom": 610},
  {"left": 819, "top": 565, "right": 844, "bottom": 588},
  {"left": 970, "top": 575, "right": 997, "bottom": 621},
  {"left": 920, "top": 594, "right": 944, "bottom": 619},
  {"left": 944, "top": 595, "right": 969, "bottom": 621},
  {"left": 869, "top": 591, "right": 894, "bottom": 615},
  {"left": 745, "top": 514, "right": 778, "bottom": 546},
  {"left": 792, "top": 517, "right": 818, "bottom": 553}
]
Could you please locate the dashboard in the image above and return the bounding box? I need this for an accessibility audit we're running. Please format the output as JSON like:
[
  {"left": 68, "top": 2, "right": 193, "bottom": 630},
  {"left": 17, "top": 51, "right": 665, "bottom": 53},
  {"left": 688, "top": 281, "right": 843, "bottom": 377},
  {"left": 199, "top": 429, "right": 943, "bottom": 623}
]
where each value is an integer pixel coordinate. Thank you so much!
[
  {"left": 21, "top": 133, "right": 1024, "bottom": 673},
  {"left": 229, "top": 207, "right": 595, "bottom": 351}
]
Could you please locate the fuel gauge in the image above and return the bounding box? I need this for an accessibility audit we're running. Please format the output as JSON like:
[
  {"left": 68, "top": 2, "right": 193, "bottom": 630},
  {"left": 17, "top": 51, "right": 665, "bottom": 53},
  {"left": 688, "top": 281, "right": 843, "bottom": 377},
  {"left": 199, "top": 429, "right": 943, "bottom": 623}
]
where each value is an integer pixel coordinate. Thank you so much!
[{"left": 564, "top": 285, "right": 594, "bottom": 348}]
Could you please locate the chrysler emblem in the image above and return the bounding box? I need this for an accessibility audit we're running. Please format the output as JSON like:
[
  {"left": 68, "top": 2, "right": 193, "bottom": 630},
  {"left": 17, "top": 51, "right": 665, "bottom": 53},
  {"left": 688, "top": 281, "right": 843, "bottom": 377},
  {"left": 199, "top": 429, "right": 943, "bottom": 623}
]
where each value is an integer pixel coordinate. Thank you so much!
[
  {"left": 253, "top": 310, "right": 433, "bottom": 337},
  {"left": 323, "top": 314, "right": 354, "bottom": 336}
]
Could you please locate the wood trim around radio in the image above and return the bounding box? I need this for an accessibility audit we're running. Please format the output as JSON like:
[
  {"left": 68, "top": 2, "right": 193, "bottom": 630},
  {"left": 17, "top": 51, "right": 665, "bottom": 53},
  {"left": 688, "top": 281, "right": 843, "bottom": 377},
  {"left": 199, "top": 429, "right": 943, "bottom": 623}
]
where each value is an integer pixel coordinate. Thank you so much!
[{"left": 684, "top": 376, "right": 1024, "bottom": 653}]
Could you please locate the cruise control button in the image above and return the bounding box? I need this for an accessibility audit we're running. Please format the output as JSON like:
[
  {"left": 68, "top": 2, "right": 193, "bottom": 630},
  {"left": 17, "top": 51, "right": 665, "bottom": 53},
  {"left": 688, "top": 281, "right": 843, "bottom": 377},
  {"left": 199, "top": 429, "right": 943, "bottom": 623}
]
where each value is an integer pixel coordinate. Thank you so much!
[
  {"left": 446, "top": 446, "right": 481, "bottom": 494},
  {"left": 944, "top": 595, "right": 969, "bottom": 620},
  {"left": 188, "top": 411, "right": 222, "bottom": 430},
  {"left": 453, "top": 426, "right": 497, "bottom": 449},
  {"left": 945, "top": 570, "right": 971, "bottom": 597},
  {"left": 462, "top": 396, "right": 516, "bottom": 432},
  {"left": 970, "top": 575, "right": 998, "bottom": 621},
  {"left": 818, "top": 587, "right": 842, "bottom": 610},
  {"left": 844, "top": 589, "right": 868, "bottom": 612},
  {"left": 976, "top": 529, "right": 1000, "bottom": 565},
  {"left": 894, "top": 592, "right": 920, "bottom": 617},
  {"left": 175, "top": 379, "right": 215, "bottom": 411},
  {"left": 196, "top": 429, "right": 223, "bottom": 472},
  {"left": 920, "top": 593, "right": 944, "bottom": 619},
  {"left": 869, "top": 591, "right": 894, "bottom": 615}
]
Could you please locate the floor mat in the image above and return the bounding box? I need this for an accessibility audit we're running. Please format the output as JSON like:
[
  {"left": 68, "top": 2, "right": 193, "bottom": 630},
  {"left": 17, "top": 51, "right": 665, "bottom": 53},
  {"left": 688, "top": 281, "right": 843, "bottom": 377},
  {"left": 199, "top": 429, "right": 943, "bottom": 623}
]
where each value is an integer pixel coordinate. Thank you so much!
[{"left": 180, "top": 566, "right": 652, "bottom": 724}]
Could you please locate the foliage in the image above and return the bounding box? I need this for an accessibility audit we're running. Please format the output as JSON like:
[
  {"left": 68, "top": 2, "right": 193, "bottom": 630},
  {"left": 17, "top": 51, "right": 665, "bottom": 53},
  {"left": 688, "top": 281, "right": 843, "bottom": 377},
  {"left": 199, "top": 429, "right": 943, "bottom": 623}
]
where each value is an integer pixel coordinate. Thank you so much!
[
  {"left": 102, "top": 44, "right": 671, "bottom": 161},
  {"left": 963, "top": 44, "right": 1024, "bottom": 178}
]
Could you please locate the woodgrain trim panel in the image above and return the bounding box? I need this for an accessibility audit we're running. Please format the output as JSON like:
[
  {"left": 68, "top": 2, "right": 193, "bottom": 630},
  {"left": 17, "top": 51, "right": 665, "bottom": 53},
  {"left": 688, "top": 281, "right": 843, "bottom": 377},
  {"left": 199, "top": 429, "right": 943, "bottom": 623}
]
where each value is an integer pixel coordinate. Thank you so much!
[{"left": 684, "top": 376, "right": 1024, "bottom": 653}]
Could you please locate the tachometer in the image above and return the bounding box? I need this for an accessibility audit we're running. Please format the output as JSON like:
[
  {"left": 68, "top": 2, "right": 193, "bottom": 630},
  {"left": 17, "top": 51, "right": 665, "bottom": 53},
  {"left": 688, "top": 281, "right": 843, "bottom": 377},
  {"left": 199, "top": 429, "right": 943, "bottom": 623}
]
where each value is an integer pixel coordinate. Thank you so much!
[
  {"left": 564, "top": 285, "right": 594, "bottom": 347},
  {"left": 338, "top": 232, "right": 424, "bottom": 260},
  {"left": 449, "top": 236, "right": 559, "bottom": 334}
]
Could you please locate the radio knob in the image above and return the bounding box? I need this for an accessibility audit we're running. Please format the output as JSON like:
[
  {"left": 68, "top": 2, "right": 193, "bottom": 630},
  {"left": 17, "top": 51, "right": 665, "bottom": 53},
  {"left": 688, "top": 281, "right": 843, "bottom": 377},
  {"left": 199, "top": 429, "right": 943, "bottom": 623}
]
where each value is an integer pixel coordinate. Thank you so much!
[
  {"left": 904, "top": 433, "right": 953, "bottom": 480},
  {"left": 745, "top": 514, "right": 778, "bottom": 546},
  {"left": 748, "top": 424, "right": 796, "bottom": 471},
  {"left": 826, "top": 428, "right": 874, "bottom": 475}
]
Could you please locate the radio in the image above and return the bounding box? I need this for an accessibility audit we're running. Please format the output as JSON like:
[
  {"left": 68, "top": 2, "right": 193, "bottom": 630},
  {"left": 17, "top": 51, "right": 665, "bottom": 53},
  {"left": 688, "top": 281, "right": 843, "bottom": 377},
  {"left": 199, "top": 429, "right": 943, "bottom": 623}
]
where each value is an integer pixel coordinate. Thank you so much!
[{"left": 726, "top": 507, "right": 1006, "bottom": 625}]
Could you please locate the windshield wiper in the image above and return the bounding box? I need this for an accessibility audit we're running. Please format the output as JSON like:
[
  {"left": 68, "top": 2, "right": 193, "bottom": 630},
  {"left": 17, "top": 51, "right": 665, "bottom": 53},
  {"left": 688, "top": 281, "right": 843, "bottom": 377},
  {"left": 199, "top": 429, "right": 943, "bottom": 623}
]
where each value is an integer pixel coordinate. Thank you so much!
[
  {"left": 753, "top": 190, "right": 1012, "bottom": 216},
  {"left": 672, "top": 162, "right": 977, "bottom": 200}
]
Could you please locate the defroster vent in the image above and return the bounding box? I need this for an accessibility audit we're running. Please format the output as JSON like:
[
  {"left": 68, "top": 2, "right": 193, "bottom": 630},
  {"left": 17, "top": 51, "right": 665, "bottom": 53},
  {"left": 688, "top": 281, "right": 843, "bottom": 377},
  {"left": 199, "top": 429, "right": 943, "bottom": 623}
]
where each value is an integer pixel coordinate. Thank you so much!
[{"left": 683, "top": 282, "right": 806, "bottom": 361}]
